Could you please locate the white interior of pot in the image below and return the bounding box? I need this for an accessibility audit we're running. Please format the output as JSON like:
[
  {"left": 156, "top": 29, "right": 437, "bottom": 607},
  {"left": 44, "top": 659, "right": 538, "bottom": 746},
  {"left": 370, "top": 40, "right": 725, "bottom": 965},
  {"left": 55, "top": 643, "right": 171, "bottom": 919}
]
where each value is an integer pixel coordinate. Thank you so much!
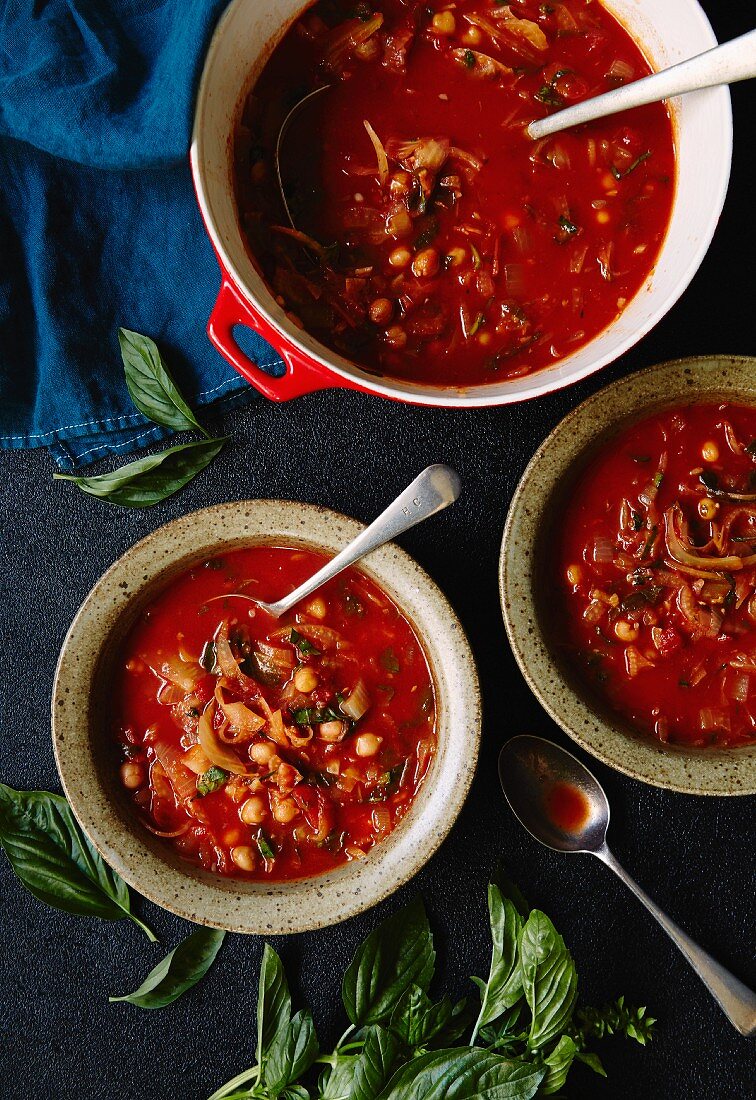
[{"left": 192, "top": 0, "right": 732, "bottom": 406}]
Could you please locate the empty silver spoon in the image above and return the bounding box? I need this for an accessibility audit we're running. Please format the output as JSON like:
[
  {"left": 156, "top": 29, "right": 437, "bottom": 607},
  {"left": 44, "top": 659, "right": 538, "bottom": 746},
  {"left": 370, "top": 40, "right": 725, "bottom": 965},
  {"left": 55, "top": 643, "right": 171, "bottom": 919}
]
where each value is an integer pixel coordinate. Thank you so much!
[
  {"left": 499, "top": 735, "right": 756, "bottom": 1036},
  {"left": 254, "top": 464, "right": 460, "bottom": 618},
  {"left": 528, "top": 27, "right": 756, "bottom": 141}
]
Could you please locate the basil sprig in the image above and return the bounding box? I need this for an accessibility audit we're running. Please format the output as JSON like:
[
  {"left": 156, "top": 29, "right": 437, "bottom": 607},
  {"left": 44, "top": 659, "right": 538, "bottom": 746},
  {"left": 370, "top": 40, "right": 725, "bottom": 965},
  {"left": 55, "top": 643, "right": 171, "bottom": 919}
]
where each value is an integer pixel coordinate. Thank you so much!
[
  {"left": 207, "top": 881, "right": 653, "bottom": 1100},
  {"left": 0, "top": 783, "right": 155, "bottom": 940},
  {"left": 53, "top": 328, "right": 228, "bottom": 508},
  {"left": 109, "top": 926, "right": 225, "bottom": 1009}
]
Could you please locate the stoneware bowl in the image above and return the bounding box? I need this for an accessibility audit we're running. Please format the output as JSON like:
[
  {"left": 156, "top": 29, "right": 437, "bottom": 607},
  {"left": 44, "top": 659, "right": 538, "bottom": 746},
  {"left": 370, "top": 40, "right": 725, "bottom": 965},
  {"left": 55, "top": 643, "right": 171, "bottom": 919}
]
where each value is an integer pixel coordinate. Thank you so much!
[
  {"left": 52, "top": 501, "right": 480, "bottom": 933},
  {"left": 500, "top": 355, "right": 756, "bottom": 796},
  {"left": 191, "top": 0, "right": 731, "bottom": 408}
]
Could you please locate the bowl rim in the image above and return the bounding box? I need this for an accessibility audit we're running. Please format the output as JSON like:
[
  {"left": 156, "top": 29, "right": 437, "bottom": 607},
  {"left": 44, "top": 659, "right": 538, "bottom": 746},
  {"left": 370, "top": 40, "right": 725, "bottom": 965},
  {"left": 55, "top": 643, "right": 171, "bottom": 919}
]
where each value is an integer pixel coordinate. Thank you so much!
[
  {"left": 52, "top": 500, "right": 481, "bottom": 933},
  {"left": 190, "top": 0, "right": 732, "bottom": 408},
  {"left": 499, "top": 354, "right": 756, "bottom": 796}
]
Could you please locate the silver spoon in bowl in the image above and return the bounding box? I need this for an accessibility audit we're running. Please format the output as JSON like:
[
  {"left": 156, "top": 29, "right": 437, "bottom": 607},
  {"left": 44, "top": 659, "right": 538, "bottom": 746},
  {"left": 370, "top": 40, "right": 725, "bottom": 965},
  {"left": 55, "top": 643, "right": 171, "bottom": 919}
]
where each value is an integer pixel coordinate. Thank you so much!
[
  {"left": 528, "top": 27, "right": 756, "bottom": 140},
  {"left": 251, "top": 464, "right": 460, "bottom": 619},
  {"left": 499, "top": 735, "right": 756, "bottom": 1036}
]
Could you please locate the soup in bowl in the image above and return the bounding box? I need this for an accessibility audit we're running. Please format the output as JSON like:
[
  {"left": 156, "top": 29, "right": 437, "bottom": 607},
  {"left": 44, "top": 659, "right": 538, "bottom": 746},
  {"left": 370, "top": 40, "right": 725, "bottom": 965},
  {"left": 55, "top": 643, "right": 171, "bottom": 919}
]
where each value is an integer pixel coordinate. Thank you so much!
[
  {"left": 500, "top": 356, "right": 756, "bottom": 795},
  {"left": 191, "top": 0, "right": 731, "bottom": 406},
  {"left": 53, "top": 501, "right": 480, "bottom": 932}
]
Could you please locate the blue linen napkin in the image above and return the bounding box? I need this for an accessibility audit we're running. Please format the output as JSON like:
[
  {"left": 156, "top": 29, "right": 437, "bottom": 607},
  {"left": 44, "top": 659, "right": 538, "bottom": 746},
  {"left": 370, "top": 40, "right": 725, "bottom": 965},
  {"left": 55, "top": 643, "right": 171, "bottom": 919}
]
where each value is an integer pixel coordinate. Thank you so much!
[{"left": 0, "top": 0, "right": 283, "bottom": 469}]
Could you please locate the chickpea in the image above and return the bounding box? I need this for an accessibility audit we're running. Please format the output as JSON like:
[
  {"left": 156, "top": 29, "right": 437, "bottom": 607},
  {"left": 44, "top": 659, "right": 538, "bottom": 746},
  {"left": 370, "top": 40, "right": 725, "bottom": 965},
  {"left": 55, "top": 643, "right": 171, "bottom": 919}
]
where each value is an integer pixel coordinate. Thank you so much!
[
  {"left": 412, "top": 248, "right": 440, "bottom": 278},
  {"left": 272, "top": 798, "right": 299, "bottom": 824},
  {"left": 446, "top": 246, "right": 467, "bottom": 268},
  {"left": 368, "top": 298, "right": 394, "bottom": 326},
  {"left": 462, "top": 26, "right": 483, "bottom": 46},
  {"left": 356, "top": 733, "right": 383, "bottom": 758},
  {"left": 224, "top": 827, "right": 245, "bottom": 847},
  {"left": 250, "top": 740, "right": 277, "bottom": 765},
  {"left": 305, "top": 596, "right": 327, "bottom": 619},
  {"left": 385, "top": 325, "right": 408, "bottom": 350},
  {"left": 387, "top": 210, "right": 413, "bottom": 239},
  {"left": 566, "top": 564, "right": 583, "bottom": 586},
  {"left": 596, "top": 210, "right": 610, "bottom": 225},
  {"left": 702, "top": 440, "right": 719, "bottom": 463},
  {"left": 231, "top": 845, "right": 257, "bottom": 872},
  {"left": 240, "top": 796, "right": 268, "bottom": 825},
  {"left": 432, "top": 11, "right": 456, "bottom": 35},
  {"left": 294, "top": 667, "right": 319, "bottom": 693},
  {"left": 698, "top": 497, "right": 719, "bottom": 521},
  {"left": 120, "top": 761, "right": 145, "bottom": 790},
  {"left": 614, "top": 620, "right": 639, "bottom": 643},
  {"left": 388, "top": 246, "right": 412, "bottom": 269},
  {"left": 318, "top": 720, "right": 348, "bottom": 743}
]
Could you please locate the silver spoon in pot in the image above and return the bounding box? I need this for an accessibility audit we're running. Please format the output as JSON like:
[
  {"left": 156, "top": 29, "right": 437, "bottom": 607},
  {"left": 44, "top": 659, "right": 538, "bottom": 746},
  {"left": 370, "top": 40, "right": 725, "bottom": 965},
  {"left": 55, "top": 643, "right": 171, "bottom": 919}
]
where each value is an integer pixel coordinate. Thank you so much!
[
  {"left": 529, "top": 27, "right": 756, "bottom": 140},
  {"left": 252, "top": 464, "right": 460, "bottom": 618},
  {"left": 499, "top": 735, "right": 756, "bottom": 1036}
]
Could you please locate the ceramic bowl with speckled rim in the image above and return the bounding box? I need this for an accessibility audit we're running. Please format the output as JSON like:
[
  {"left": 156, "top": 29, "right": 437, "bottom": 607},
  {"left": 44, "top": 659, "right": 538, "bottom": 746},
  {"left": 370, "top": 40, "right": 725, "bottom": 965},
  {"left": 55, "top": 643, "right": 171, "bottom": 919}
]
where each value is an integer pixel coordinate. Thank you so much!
[
  {"left": 52, "top": 500, "right": 480, "bottom": 933},
  {"left": 500, "top": 355, "right": 756, "bottom": 796}
]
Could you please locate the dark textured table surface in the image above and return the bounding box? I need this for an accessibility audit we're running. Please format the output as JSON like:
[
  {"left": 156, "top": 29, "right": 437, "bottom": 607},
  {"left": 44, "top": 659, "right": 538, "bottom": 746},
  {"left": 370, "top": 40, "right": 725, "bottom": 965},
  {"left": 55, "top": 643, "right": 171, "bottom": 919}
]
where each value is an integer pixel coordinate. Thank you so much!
[{"left": 1, "top": 4, "right": 755, "bottom": 1097}]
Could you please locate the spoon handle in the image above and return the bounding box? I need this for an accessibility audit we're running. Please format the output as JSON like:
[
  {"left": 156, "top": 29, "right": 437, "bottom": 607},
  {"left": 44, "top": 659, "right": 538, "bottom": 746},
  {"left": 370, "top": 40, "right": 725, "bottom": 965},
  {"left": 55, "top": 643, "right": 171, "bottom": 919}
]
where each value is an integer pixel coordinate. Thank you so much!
[
  {"left": 528, "top": 28, "right": 756, "bottom": 141},
  {"left": 263, "top": 465, "right": 461, "bottom": 617},
  {"left": 596, "top": 845, "right": 756, "bottom": 1036}
]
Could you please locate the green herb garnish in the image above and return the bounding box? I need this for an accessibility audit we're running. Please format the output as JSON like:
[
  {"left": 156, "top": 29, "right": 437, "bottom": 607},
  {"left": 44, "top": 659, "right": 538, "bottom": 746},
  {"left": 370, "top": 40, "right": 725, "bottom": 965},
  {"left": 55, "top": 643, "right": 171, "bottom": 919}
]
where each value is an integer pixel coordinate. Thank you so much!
[
  {"left": 631, "top": 511, "right": 644, "bottom": 531},
  {"left": 257, "top": 833, "right": 276, "bottom": 862},
  {"left": 555, "top": 214, "right": 579, "bottom": 243},
  {"left": 415, "top": 214, "right": 440, "bottom": 251},
  {"left": 291, "top": 704, "right": 343, "bottom": 726},
  {"left": 610, "top": 150, "right": 652, "bottom": 180},
  {"left": 379, "top": 648, "right": 401, "bottom": 674},
  {"left": 196, "top": 766, "right": 228, "bottom": 798},
  {"left": 463, "top": 49, "right": 476, "bottom": 69},
  {"left": 290, "top": 628, "right": 320, "bottom": 656}
]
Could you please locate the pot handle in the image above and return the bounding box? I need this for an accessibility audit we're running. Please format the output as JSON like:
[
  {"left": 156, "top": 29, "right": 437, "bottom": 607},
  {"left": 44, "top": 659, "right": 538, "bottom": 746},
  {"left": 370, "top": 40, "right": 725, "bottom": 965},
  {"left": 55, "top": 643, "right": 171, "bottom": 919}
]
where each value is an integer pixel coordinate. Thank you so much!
[{"left": 207, "top": 277, "right": 345, "bottom": 402}]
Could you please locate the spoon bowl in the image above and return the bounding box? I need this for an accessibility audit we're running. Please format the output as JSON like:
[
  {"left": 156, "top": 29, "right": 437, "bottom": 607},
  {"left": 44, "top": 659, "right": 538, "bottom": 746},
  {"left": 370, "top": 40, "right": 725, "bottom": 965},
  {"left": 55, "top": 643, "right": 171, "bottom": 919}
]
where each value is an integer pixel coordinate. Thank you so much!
[{"left": 499, "top": 735, "right": 608, "bottom": 854}]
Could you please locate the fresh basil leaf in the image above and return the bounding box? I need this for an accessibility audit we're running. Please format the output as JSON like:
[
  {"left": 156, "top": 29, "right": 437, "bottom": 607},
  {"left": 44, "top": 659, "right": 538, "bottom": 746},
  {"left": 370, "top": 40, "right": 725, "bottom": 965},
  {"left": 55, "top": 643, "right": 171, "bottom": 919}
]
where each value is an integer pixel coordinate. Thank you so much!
[
  {"left": 282, "top": 1087, "right": 311, "bottom": 1100},
  {"left": 477, "top": 1004, "right": 524, "bottom": 1053},
  {"left": 319, "top": 1057, "right": 358, "bottom": 1100},
  {"left": 491, "top": 868, "right": 530, "bottom": 920},
  {"left": 257, "top": 944, "right": 292, "bottom": 1064},
  {"left": 0, "top": 783, "right": 155, "bottom": 940},
  {"left": 264, "top": 1008, "right": 319, "bottom": 1094},
  {"left": 389, "top": 985, "right": 457, "bottom": 1052},
  {"left": 377, "top": 1048, "right": 544, "bottom": 1100},
  {"left": 520, "top": 911, "right": 578, "bottom": 1050},
  {"left": 109, "top": 926, "right": 225, "bottom": 1009},
  {"left": 196, "top": 766, "right": 228, "bottom": 797},
  {"left": 118, "top": 327, "right": 208, "bottom": 436},
  {"left": 471, "top": 885, "right": 524, "bottom": 1040},
  {"left": 342, "top": 897, "right": 435, "bottom": 1027},
  {"left": 540, "top": 1034, "right": 578, "bottom": 1094},
  {"left": 378, "top": 649, "right": 400, "bottom": 674},
  {"left": 53, "top": 437, "right": 227, "bottom": 508},
  {"left": 349, "top": 1025, "right": 400, "bottom": 1100},
  {"left": 575, "top": 1050, "right": 607, "bottom": 1077}
]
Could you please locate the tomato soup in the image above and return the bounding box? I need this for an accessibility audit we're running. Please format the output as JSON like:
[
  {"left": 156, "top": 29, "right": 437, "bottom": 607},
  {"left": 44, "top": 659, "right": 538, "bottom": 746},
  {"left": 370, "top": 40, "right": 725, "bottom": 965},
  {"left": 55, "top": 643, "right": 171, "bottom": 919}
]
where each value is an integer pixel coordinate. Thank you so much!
[
  {"left": 555, "top": 404, "right": 756, "bottom": 748},
  {"left": 234, "top": 0, "right": 675, "bottom": 387},
  {"left": 113, "top": 546, "right": 435, "bottom": 880}
]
